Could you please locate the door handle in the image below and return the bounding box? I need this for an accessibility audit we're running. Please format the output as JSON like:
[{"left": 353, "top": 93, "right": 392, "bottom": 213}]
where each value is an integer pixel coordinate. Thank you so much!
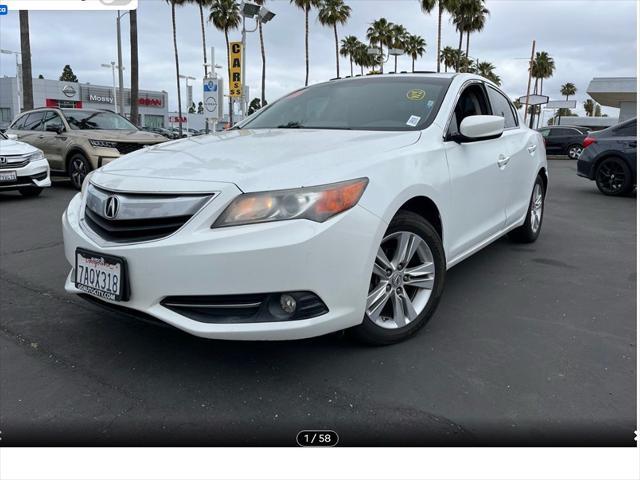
[
  {"left": 527, "top": 144, "right": 537, "bottom": 154},
  {"left": 497, "top": 154, "right": 510, "bottom": 168}
]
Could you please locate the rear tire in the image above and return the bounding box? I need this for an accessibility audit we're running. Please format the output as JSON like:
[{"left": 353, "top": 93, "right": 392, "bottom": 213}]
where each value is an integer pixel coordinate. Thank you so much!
[
  {"left": 595, "top": 157, "right": 632, "bottom": 196},
  {"left": 567, "top": 144, "right": 583, "bottom": 160},
  {"left": 508, "top": 175, "right": 545, "bottom": 243},
  {"left": 18, "top": 186, "right": 43, "bottom": 197},
  {"left": 68, "top": 153, "right": 91, "bottom": 191},
  {"left": 350, "top": 211, "right": 446, "bottom": 345}
]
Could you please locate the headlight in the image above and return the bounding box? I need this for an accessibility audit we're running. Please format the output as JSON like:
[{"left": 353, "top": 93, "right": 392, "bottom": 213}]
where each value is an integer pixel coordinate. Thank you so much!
[
  {"left": 89, "top": 139, "right": 118, "bottom": 148},
  {"left": 213, "top": 178, "right": 369, "bottom": 228},
  {"left": 27, "top": 150, "right": 45, "bottom": 162}
]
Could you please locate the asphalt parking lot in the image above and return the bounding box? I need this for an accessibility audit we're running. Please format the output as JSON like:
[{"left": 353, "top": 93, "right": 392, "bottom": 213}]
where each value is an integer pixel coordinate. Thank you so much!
[{"left": 0, "top": 159, "right": 636, "bottom": 446}]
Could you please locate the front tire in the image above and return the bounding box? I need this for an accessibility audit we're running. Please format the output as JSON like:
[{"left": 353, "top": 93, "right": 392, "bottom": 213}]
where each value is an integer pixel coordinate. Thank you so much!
[
  {"left": 350, "top": 211, "right": 446, "bottom": 345},
  {"left": 595, "top": 157, "right": 632, "bottom": 196},
  {"left": 18, "top": 186, "right": 43, "bottom": 197},
  {"left": 508, "top": 175, "right": 545, "bottom": 243},
  {"left": 68, "top": 153, "right": 91, "bottom": 190}
]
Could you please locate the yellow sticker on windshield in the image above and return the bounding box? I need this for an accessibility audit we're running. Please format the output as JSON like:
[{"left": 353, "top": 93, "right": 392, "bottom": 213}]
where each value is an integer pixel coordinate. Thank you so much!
[{"left": 407, "top": 89, "right": 426, "bottom": 101}]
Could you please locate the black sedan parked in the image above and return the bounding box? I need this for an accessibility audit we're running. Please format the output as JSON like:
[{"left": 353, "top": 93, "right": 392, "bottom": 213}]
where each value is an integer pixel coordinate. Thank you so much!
[
  {"left": 538, "top": 125, "right": 591, "bottom": 159},
  {"left": 577, "top": 118, "right": 636, "bottom": 196}
]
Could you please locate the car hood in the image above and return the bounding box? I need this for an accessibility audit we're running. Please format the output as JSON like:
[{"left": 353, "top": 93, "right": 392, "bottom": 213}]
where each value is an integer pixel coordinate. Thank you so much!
[
  {"left": 93, "top": 128, "right": 421, "bottom": 193},
  {"left": 69, "top": 129, "right": 167, "bottom": 143},
  {"left": 0, "top": 138, "right": 39, "bottom": 156}
]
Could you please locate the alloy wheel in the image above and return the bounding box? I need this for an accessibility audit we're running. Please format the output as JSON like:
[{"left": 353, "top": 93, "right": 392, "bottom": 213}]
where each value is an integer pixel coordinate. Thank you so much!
[
  {"left": 568, "top": 146, "right": 583, "bottom": 159},
  {"left": 70, "top": 158, "right": 87, "bottom": 189},
  {"left": 596, "top": 160, "right": 626, "bottom": 195},
  {"left": 366, "top": 231, "right": 435, "bottom": 329},
  {"left": 530, "top": 183, "right": 543, "bottom": 233}
]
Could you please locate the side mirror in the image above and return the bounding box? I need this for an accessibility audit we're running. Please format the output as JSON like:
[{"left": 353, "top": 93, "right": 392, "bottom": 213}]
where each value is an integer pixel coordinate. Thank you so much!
[
  {"left": 6, "top": 133, "right": 18, "bottom": 141},
  {"left": 46, "top": 125, "right": 64, "bottom": 134},
  {"left": 453, "top": 115, "right": 505, "bottom": 143}
]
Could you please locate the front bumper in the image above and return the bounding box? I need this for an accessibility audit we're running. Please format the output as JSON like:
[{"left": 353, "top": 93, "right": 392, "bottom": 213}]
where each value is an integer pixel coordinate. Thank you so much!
[
  {"left": 0, "top": 159, "right": 51, "bottom": 191},
  {"left": 62, "top": 192, "right": 385, "bottom": 340}
]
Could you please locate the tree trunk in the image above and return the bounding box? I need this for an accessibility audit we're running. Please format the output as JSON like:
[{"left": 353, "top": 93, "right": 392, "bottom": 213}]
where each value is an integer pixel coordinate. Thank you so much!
[
  {"left": 465, "top": 31, "right": 470, "bottom": 59},
  {"left": 199, "top": 3, "right": 208, "bottom": 78},
  {"left": 456, "top": 30, "right": 463, "bottom": 72},
  {"left": 394, "top": 54, "right": 398, "bottom": 73},
  {"left": 360, "top": 64, "right": 364, "bottom": 75},
  {"left": 19, "top": 11, "right": 33, "bottom": 111},
  {"left": 412, "top": 57, "right": 415, "bottom": 73},
  {"left": 225, "top": 29, "right": 233, "bottom": 125},
  {"left": 436, "top": 2, "right": 442, "bottom": 72},
  {"left": 129, "top": 9, "right": 139, "bottom": 127},
  {"left": 304, "top": 7, "right": 310, "bottom": 86},
  {"left": 334, "top": 24, "right": 339, "bottom": 78},
  {"left": 171, "top": 2, "right": 183, "bottom": 136},
  {"left": 379, "top": 40, "right": 384, "bottom": 73},
  {"left": 349, "top": 56, "right": 353, "bottom": 77},
  {"left": 259, "top": 22, "right": 266, "bottom": 106}
]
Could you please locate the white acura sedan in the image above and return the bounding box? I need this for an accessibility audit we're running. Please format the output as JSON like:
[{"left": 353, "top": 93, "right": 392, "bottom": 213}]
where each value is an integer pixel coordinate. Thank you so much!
[
  {"left": 0, "top": 131, "right": 51, "bottom": 196},
  {"left": 62, "top": 73, "right": 547, "bottom": 344}
]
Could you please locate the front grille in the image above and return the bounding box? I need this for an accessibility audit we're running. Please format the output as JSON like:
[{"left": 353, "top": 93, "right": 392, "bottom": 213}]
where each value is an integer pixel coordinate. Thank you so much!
[
  {"left": 161, "top": 291, "right": 329, "bottom": 324},
  {"left": 82, "top": 184, "right": 214, "bottom": 243},
  {"left": 0, "top": 156, "right": 29, "bottom": 169},
  {"left": 84, "top": 207, "right": 192, "bottom": 243},
  {"left": 115, "top": 142, "right": 146, "bottom": 155}
]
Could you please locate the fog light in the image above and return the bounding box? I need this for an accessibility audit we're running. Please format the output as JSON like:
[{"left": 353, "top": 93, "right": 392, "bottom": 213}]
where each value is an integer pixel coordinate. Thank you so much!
[{"left": 280, "top": 294, "right": 297, "bottom": 314}]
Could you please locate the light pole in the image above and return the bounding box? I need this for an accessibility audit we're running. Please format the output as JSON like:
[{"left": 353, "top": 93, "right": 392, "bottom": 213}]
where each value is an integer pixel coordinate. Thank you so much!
[
  {"left": 1, "top": 49, "right": 22, "bottom": 111},
  {"left": 239, "top": 2, "right": 275, "bottom": 119},
  {"left": 101, "top": 62, "right": 124, "bottom": 114},
  {"left": 116, "top": 10, "right": 130, "bottom": 117},
  {"left": 179, "top": 74, "right": 196, "bottom": 132}
]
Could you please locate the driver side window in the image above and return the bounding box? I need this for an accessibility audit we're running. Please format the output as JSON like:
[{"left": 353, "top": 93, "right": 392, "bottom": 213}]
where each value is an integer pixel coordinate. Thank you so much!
[{"left": 447, "top": 83, "right": 491, "bottom": 137}]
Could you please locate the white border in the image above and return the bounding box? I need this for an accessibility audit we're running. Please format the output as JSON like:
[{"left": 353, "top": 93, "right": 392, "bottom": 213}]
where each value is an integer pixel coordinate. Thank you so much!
[{"left": 3, "top": 1, "right": 138, "bottom": 11}]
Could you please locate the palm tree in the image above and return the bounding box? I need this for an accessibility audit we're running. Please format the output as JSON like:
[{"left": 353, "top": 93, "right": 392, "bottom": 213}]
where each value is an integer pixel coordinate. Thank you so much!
[
  {"left": 318, "top": 0, "right": 352, "bottom": 78},
  {"left": 291, "top": 0, "right": 321, "bottom": 86},
  {"left": 389, "top": 23, "right": 408, "bottom": 73},
  {"left": 583, "top": 99, "right": 595, "bottom": 117},
  {"left": 560, "top": 82, "right": 577, "bottom": 100},
  {"left": 19, "top": 11, "right": 33, "bottom": 111},
  {"left": 440, "top": 46, "right": 457, "bottom": 72},
  {"left": 209, "top": 0, "right": 241, "bottom": 124},
  {"left": 513, "top": 98, "right": 522, "bottom": 110},
  {"left": 353, "top": 40, "right": 374, "bottom": 75},
  {"left": 529, "top": 51, "right": 555, "bottom": 126},
  {"left": 450, "top": 0, "right": 470, "bottom": 71},
  {"left": 129, "top": 9, "right": 139, "bottom": 127},
  {"left": 255, "top": 0, "right": 268, "bottom": 106},
  {"left": 464, "top": 0, "right": 489, "bottom": 59},
  {"left": 403, "top": 34, "right": 426, "bottom": 72},
  {"left": 475, "top": 60, "right": 500, "bottom": 85},
  {"left": 366, "top": 18, "right": 393, "bottom": 73},
  {"left": 192, "top": 0, "right": 212, "bottom": 78},
  {"left": 421, "top": 0, "right": 457, "bottom": 73},
  {"left": 166, "top": 0, "right": 189, "bottom": 136},
  {"left": 340, "top": 35, "right": 360, "bottom": 77}
]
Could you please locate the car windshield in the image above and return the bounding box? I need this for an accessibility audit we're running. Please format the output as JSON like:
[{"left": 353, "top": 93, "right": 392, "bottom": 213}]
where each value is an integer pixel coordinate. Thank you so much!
[
  {"left": 62, "top": 110, "right": 137, "bottom": 130},
  {"left": 241, "top": 76, "right": 452, "bottom": 131}
]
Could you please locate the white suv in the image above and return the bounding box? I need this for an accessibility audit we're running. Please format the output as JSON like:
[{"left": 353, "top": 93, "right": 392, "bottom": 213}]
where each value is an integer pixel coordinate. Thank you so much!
[
  {"left": 0, "top": 131, "right": 51, "bottom": 196},
  {"left": 62, "top": 73, "right": 547, "bottom": 344}
]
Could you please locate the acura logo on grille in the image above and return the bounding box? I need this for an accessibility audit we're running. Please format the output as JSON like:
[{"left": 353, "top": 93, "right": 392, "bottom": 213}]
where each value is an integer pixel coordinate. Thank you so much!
[
  {"left": 104, "top": 196, "right": 119, "bottom": 219},
  {"left": 0, "top": 157, "right": 6, "bottom": 165}
]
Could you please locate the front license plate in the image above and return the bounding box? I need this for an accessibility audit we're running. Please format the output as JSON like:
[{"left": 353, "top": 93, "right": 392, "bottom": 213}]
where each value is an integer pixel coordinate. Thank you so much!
[
  {"left": 0, "top": 171, "right": 17, "bottom": 183},
  {"left": 75, "top": 249, "right": 127, "bottom": 301}
]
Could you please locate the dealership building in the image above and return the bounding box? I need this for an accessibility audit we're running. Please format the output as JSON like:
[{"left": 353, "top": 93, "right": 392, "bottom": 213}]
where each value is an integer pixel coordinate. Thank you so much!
[{"left": 0, "top": 76, "right": 169, "bottom": 128}]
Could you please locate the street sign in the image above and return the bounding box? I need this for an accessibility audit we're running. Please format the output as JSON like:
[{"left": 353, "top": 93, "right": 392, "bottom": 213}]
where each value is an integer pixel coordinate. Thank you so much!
[
  {"left": 546, "top": 100, "right": 577, "bottom": 109},
  {"left": 229, "top": 41, "right": 243, "bottom": 98},
  {"left": 518, "top": 94, "right": 549, "bottom": 106},
  {"left": 203, "top": 77, "right": 221, "bottom": 120}
]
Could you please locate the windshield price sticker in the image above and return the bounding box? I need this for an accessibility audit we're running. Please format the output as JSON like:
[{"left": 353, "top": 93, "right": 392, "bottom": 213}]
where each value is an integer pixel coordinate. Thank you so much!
[
  {"left": 406, "top": 115, "right": 421, "bottom": 127},
  {"left": 3, "top": 0, "right": 137, "bottom": 10}
]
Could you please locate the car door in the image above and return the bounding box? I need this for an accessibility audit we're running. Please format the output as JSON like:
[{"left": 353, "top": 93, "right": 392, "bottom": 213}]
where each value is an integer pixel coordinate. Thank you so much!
[
  {"left": 486, "top": 84, "right": 538, "bottom": 226},
  {"left": 15, "top": 111, "right": 46, "bottom": 149},
  {"left": 39, "top": 111, "right": 67, "bottom": 170},
  {"left": 545, "top": 128, "right": 564, "bottom": 154},
  {"left": 612, "top": 119, "right": 637, "bottom": 176},
  {"left": 442, "top": 81, "right": 508, "bottom": 259}
]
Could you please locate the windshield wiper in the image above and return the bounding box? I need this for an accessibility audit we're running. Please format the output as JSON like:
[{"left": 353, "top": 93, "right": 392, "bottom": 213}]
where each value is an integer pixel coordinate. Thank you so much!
[{"left": 277, "top": 121, "right": 304, "bottom": 129}]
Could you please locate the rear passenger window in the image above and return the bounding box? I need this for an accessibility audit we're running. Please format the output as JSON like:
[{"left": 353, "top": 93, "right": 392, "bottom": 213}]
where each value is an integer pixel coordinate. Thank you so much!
[
  {"left": 23, "top": 112, "right": 45, "bottom": 131},
  {"left": 613, "top": 121, "right": 636, "bottom": 137},
  {"left": 487, "top": 86, "right": 517, "bottom": 128}
]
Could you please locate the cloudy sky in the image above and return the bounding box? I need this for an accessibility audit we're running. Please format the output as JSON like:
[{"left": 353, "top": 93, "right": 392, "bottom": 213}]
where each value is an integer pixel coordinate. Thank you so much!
[{"left": 0, "top": 0, "right": 637, "bottom": 118}]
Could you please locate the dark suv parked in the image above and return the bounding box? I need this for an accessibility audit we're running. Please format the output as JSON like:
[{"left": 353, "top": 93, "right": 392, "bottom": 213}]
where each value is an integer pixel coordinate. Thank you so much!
[
  {"left": 538, "top": 125, "right": 591, "bottom": 159},
  {"left": 577, "top": 118, "right": 636, "bottom": 196}
]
